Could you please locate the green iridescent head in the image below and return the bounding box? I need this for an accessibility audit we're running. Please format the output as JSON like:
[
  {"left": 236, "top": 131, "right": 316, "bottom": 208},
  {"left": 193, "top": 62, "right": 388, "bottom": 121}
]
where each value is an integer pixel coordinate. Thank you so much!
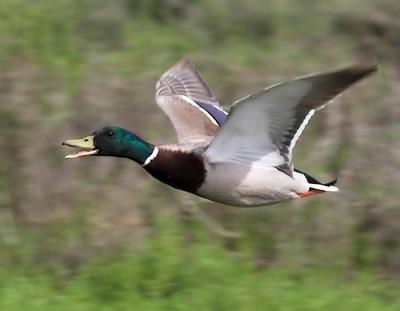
[{"left": 62, "top": 126, "right": 154, "bottom": 165}]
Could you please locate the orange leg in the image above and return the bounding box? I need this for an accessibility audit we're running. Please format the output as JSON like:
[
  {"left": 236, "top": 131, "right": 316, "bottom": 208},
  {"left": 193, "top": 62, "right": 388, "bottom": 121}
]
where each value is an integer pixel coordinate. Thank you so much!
[{"left": 298, "top": 189, "right": 324, "bottom": 199}]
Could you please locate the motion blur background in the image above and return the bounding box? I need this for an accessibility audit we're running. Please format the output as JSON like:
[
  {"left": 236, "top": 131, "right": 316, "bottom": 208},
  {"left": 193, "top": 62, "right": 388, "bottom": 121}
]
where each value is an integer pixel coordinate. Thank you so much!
[{"left": 1, "top": 0, "right": 400, "bottom": 309}]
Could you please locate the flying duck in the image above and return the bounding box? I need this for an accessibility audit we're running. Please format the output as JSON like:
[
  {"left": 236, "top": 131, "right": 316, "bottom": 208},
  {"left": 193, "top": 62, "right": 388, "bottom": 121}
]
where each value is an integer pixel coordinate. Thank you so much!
[{"left": 62, "top": 58, "right": 377, "bottom": 207}]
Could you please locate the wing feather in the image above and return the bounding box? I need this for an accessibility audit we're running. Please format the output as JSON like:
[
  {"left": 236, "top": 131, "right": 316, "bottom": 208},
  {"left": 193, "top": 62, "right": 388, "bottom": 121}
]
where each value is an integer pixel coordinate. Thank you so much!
[
  {"left": 155, "top": 58, "right": 227, "bottom": 143},
  {"left": 205, "top": 61, "right": 377, "bottom": 174}
]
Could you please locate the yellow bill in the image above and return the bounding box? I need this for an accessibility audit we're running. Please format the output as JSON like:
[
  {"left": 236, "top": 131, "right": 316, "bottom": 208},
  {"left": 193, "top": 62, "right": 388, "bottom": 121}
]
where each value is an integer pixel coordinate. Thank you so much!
[{"left": 62, "top": 135, "right": 98, "bottom": 159}]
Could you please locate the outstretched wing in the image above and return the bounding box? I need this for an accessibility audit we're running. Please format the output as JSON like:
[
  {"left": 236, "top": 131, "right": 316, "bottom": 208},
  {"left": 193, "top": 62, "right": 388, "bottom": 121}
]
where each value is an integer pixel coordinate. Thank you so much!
[
  {"left": 155, "top": 58, "right": 227, "bottom": 144},
  {"left": 205, "top": 61, "right": 377, "bottom": 175}
]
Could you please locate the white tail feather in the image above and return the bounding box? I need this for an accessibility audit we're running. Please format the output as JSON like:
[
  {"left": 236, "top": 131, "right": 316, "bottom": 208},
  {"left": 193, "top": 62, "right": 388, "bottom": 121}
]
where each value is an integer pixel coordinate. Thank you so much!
[{"left": 308, "top": 183, "right": 339, "bottom": 192}]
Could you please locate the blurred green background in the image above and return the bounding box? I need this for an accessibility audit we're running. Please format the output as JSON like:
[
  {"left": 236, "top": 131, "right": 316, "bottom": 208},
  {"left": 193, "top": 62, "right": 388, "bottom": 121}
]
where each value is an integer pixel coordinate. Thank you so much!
[{"left": 1, "top": 0, "right": 400, "bottom": 309}]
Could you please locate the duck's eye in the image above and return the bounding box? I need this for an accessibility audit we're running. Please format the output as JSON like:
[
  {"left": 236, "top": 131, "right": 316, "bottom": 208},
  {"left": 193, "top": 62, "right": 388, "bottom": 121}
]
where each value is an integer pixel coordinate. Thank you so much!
[{"left": 107, "top": 131, "right": 114, "bottom": 137}]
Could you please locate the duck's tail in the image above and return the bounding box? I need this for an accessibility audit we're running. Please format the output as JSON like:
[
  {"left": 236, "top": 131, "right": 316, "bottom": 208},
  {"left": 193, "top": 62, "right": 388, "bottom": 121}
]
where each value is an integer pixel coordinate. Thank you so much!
[
  {"left": 294, "top": 169, "right": 339, "bottom": 199},
  {"left": 308, "top": 179, "right": 339, "bottom": 192}
]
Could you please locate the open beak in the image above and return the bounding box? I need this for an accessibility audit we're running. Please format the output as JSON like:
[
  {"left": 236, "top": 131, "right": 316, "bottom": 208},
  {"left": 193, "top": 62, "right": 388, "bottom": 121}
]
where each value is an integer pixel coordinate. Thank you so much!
[{"left": 62, "top": 135, "right": 98, "bottom": 159}]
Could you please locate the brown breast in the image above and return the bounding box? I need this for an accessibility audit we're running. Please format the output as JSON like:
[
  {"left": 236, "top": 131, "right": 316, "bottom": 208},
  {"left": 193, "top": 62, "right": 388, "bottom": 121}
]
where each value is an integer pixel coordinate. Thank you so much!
[{"left": 144, "top": 148, "right": 206, "bottom": 194}]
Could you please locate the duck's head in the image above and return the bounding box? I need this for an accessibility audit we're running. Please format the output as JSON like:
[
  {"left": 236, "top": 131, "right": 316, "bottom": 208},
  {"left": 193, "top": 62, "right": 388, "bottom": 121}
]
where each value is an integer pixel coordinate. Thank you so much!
[{"left": 62, "top": 126, "right": 154, "bottom": 164}]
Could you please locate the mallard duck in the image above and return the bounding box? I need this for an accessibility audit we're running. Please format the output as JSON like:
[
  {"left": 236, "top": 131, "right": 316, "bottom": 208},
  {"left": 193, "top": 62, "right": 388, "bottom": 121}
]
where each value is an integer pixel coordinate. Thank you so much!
[{"left": 62, "top": 58, "right": 376, "bottom": 207}]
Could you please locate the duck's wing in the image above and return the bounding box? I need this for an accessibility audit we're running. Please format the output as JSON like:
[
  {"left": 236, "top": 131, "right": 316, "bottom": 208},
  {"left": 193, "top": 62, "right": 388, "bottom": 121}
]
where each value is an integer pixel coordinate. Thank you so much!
[
  {"left": 205, "top": 62, "right": 377, "bottom": 176},
  {"left": 155, "top": 58, "right": 228, "bottom": 144}
]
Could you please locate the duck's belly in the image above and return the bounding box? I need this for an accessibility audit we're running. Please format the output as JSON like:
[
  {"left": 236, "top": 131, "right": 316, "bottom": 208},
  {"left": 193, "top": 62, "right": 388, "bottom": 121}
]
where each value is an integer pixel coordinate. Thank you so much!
[{"left": 196, "top": 163, "right": 308, "bottom": 207}]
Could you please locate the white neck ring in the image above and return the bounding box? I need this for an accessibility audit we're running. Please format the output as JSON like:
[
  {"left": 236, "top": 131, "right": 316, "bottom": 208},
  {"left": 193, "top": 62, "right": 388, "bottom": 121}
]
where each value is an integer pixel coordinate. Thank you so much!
[{"left": 142, "top": 147, "right": 159, "bottom": 167}]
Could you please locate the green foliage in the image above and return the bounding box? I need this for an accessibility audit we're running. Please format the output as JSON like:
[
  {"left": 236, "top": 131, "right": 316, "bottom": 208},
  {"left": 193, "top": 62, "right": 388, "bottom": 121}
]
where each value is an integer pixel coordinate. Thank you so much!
[
  {"left": 1, "top": 216, "right": 400, "bottom": 310},
  {"left": 0, "top": 0, "right": 283, "bottom": 79},
  {"left": 0, "top": 0, "right": 86, "bottom": 92}
]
